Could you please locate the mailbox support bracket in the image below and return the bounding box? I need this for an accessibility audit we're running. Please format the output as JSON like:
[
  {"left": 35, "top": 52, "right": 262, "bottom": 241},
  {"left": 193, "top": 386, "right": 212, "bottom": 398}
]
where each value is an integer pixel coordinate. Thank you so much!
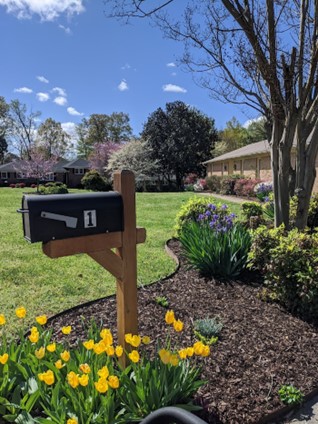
[{"left": 42, "top": 170, "right": 146, "bottom": 367}]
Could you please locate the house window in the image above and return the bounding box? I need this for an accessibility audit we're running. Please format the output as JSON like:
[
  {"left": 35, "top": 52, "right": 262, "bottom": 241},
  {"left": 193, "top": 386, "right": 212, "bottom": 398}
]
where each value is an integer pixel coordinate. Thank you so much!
[
  {"left": 233, "top": 164, "right": 237, "bottom": 171},
  {"left": 17, "top": 172, "right": 26, "bottom": 179},
  {"left": 45, "top": 173, "right": 55, "bottom": 181},
  {"left": 74, "top": 168, "right": 85, "bottom": 175},
  {"left": 0, "top": 172, "right": 8, "bottom": 179},
  {"left": 223, "top": 164, "right": 227, "bottom": 171}
]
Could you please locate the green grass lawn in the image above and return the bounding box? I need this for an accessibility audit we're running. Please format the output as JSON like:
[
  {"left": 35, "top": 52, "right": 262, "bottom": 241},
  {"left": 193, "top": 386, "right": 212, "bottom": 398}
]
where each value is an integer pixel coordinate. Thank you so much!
[{"left": 0, "top": 188, "right": 242, "bottom": 335}]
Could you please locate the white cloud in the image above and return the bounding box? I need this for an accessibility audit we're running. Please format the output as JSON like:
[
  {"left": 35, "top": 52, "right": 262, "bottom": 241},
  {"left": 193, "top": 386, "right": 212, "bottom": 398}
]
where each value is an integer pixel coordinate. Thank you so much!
[
  {"left": 0, "top": 0, "right": 85, "bottom": 21},
  {"left": 14, "top": 87, "right": 33, "bottom": 94},
  {"left": 121, "top": 63, "right": 131, "bottom": 70},
  {"left": 243, "top": 116, "right": 265, "bottom": 128},
  {"left": 54, "top": 96, "right": 67, "bottom": 106},
  {"left": 37, "top": 75, "right": 49, "bottom": 83},
  {"left": 67, "top": 106, "right": 83, "bottom": 116},
  {"left": 59, "top": 24, "right": 71, "bottom": 34},
  {"left": 162, "top": 84, "right": 187, "bottom": 93},
  {"left": 167, "top": 62, "right": 176, "bottom": 67},
  {"left": 118, "top": 79, "right": 129, "bottom": 91},
  {"left": 36, "top": 92, "right": 50, "bottom": 102},
  {"left": 52, "top": 87, "right": 66, "bottom": 97}
]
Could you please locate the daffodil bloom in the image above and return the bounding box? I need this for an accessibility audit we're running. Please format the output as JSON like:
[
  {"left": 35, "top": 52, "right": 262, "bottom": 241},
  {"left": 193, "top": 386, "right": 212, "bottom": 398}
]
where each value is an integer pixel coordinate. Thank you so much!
[
  {"left": 46, "top": 343, "right": 56, "bottom": 353},
  {"left": 124, "top": 333, "right": 133, "bottom": 344},
  {"left": 93, "top": 342, "right": 105, "bottom": 355},
  {"left": 100, "top": 329, "right": 113, "bottom": 346},
  {"left": 67, "top": 419, "right": 78, "bottom": 424},
  {"left": 115, "top": 345, "right": 123, "bottom": 357},
  {"left": 61, "top": 326, "right": 72, "bottom": 335},
  {"left": 15, "top": 306, "right": 26, "bottom": 319},
  {"left": 142, "top": 336, "right": 151, "bottom": 345},
  {"left": 0, "top": 314, "right": 6, "bottom": 325},
  {"left": 159, "top": 349, "right": 171, "bottom": 364},
  {"left": 105, "top": 345, "right": 115, "bottom": 356},
  {"left": 60, "top": 350, "right": 70, "bottom": 362},
  {"left": 67, "top": 371, "right": 79, "bottom": 389},
  {"left": 128, "top": 350, "right": 140, "bottom": 363},
  {"left": 0, "top": 353, "right": 8, "bottom": 365},
  {"left": 178, "top": 348, "right": 188, "bottom": 360},
  {"left": 130, "top": 335, "right": 141, "bottom": 348},
  {"left": 83, "top": 339, "right": 94, "bottom": 350},
  {"left": 38, "top": 370, "right": 55, "bottom": 385},
  {"left": 79, "top": 363, "right": 91, "bottom": 374},
  {"left": 173, "top": 319, "right": 184, "bottom": 332},
  {"left": 36, "top": 315, "right": 47, "bottom": 325},
  {"left": 186, "top": 347, "right": 194, "bottom": 357},
  {"left": 201, "top": 345, "right": 210, "bottom": 357},
  {"left": 108, "top": 375, "right": 120, "bottom": 389},
  {"left": 95, "top": 378, "right": 108, "bottom": 393},
  {"left": 35, "top": 347, "right": 45, "bottom": 359},
  {"left": 78, "top": 374, "right": 89, "bottom": 387},
  {"left": 165, "top": 310, "right": 175, "bottom": 325},
  {"left": 28, "top": 327, "right": 39, "bottom": 343},
  {"left": 54, "top": 359, "right": 64, "bottom": 370},
  {"left": 170, "top": 354, "right": 179, "bottom": 367},
  {"left": 193, "top": 341, "right": 204, "bottom": 356},
  {"left": 98, "top": 366, "right": 109, "bottom": 379}
]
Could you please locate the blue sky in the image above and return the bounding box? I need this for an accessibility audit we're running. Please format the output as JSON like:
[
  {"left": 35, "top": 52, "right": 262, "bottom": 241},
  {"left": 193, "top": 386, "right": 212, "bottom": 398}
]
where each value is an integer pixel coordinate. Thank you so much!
[{"left": 0, "top": 0, "right": 255, "bottom": 141}]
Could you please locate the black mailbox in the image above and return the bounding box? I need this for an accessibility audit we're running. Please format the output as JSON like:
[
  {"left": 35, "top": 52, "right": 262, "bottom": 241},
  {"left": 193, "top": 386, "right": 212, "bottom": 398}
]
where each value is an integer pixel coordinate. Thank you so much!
[{"left": 18, "top": 192, "right": 124, "bottom": 243}]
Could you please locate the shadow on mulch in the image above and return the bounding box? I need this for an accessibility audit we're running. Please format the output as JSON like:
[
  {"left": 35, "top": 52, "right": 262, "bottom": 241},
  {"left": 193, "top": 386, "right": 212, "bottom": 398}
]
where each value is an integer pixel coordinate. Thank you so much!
[{"left": 47, "top": 240, "right": 318, "bottom": 424}]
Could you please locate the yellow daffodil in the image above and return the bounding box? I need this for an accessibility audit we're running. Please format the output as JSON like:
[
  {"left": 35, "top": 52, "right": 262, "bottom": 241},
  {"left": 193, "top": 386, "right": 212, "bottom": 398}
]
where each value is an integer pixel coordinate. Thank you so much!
[
  {"left": 186, "top": 347, "right": 194, "bottom": 357},
  {"left": 201, "top": 345, "right": 210, "bottom": 357},
  {"left": 83, "top": 339, "right": 94, "bottom": 350},
  {"left": 0, "top": 353, "right": 9, "bottom": 365},
  {"left": 124, "top": 333, "right": 133, "bottom": 344},
  {"left": 165, "top": 310, "right": 175, "bottom": 325},
  {"left": 173, "top": 319, "right": 184, "bottom": 332},
  {"left": 100, "top": 329, "right": 113, "bottom": 346},
  {"left": 35, "top": 347, "right": 45, "bottom": 359},
  {"left": 47, "top": 343, "right": 56, "bottom": 353},
  {"left": 28, "top": 327, "right": 39, "bottom": 343},
  {"left": 94, "top": 378, "right": 108, "bottom": 393},
  {"left": 128, "top": 350, "right": 140, "bottom": 363},
  {"left": 67, "top": 371, "right": 79, "bottom": 389},
  {"left": 36, "top": 315, "right": 47, "bottom": 325},
  {"left": 159, "top": 349, "right": 171, "bottom": 365},
  {"left": 79, "top": 363, "right": 91, "bottom": 374},
  {"left": 78, "top": 374, "right": 89, "bottom": 387},
  {"left": 178, "top": 348, "right": 188, "bottom": 360},
  {"left": 125, "top": 334, "right": 141, "bottom": 347},
  {"left": 193, "top": 341, "right": 204, "bottom": 356},
  {"left": 60, "top": 350, "right": 70, "bottom": 362},
  {"left": 38, "top": 370, "right": 54, "bottom": 385},
  {"left": 67, "top": 419, "right": 78, "bottom": 424},
  {"left": 0, "top": 314, "right": 6, "bottom": 325},
  {"left": 55, "top": 359, "right": 64, "bottom": 370},
  {"left": 142, "top": 336, "right": 151, "bottom": 345},
  {"left": 105, "top": 345, "right": 115, "bottom": 356},
  {"left": 93, "top": 342, "right": 105, "bottom": 355},
  {"left": 61, "top": 326, "right": 72, "bottom": 335},
  {"left": 170, "top": 354, "right": 179, "bottom": 367},
  {"left": 108, "top": 375, "right": 120, "bottom": 389},
  {"left": 115, "top": 345, "right": 123, "bottom": 357},
  {"left": 15, "top": 306, "right": 26, "bottom": 319},
  {"left": 98, "top": 366, "right": 109, "bottom": 379}
]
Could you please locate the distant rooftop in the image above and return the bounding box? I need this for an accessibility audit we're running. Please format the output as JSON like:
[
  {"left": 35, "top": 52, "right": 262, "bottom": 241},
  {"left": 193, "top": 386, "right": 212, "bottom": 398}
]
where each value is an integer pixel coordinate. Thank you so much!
[{"left": 203, "top": 140, "right": 270, "bottom": 164}]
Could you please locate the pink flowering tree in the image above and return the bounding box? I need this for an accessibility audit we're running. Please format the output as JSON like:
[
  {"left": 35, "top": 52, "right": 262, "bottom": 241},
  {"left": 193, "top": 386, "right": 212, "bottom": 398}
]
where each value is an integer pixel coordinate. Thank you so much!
[
  {"left": 14, "top": 149, "right": 58, "bottom": 192},
  {"left": 89, "top": 142, "right": 122, "bottom": 176}
]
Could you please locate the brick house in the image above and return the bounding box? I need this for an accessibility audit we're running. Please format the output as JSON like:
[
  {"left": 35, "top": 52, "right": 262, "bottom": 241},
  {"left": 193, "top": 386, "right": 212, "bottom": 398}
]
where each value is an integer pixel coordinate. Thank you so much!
[
  {"left": 203, "top": 139, "right": 318, "bottom": 193},
  {"left": 0, "top": 158, "right": 90, "bottom": 188}
]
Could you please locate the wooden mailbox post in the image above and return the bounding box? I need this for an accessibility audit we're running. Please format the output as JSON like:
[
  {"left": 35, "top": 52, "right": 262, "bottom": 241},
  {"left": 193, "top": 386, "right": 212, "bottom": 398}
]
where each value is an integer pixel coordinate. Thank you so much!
[{"left": 42, "top": 170, "right": 146, "bottom": 366}]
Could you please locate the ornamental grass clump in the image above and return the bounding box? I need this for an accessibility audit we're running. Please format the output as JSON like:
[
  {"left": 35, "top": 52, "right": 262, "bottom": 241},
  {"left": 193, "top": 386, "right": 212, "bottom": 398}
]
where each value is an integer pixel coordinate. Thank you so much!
[
  {"left": 179, "top": 204, "right": 251, "bottom": 278},
  {"left": 0, "top": 307, "right": 209, "bottom": 423}
]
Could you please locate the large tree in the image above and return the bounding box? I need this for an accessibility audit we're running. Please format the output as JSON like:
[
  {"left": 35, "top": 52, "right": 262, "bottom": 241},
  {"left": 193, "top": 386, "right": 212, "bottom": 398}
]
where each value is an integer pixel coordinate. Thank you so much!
[
  {"left": 141, "top": 101, "right": 217, "bottom": 189},
  {"left": 0, "top": 136, "right": 8, "bottom": 164},
  {"left": 36, "top": 118, "right": 70, "bottom": 159},
  {"left": 214, "top": 117, "right": 252, "bottom": 157},
  {"left": 106, "top": 0, "right": 318, "bottom": 230},
  {"left": 89, "top": 141, "right": 121, "bottom": 175}
]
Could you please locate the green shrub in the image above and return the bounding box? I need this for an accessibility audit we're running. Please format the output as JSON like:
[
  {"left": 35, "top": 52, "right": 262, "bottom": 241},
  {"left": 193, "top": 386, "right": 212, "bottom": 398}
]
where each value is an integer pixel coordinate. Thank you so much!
[
  {"left": 262, "top": 193, "right": 275, "bottom": 221},
  {"left": 205, "top": 175, "right": 221, "bottom": 192},
  {"left": 179, "top": 221, "right": 251, "bottom": 278},
  {"left": 38, "top": 183, "right": 68, "bottom": 194},
  {"left": 290, "top": 193, "right": 318, "bottom": 230},
  {"left": 278, "top": 385, "right": 304, "bottom": 405},
  {"left": 174, "top": 196, "right": 217, "bottom": 236},
  {"left": 220, "top": 175, "right": 241, "bottom": 195},
  {"left": 81, "top": 170, "right": 112, "bottom": 192},
  {"left": 249, "top": 226, "right": 318, "bottom": 320}
]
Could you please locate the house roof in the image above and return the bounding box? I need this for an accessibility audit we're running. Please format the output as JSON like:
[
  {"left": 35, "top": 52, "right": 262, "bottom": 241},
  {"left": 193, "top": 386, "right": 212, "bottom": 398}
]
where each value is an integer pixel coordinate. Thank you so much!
[
  {"left": 63, "top": 158, "right": 89, "bottom": 169},
  {"left": 0, "top": 162, "right": 16, "bottom": 172},
  {"left": 53, "top": 158, "right": 70, "bottom": 173},
  {"left": 203, "top": 140, "right": 270, "bottom": 164}
]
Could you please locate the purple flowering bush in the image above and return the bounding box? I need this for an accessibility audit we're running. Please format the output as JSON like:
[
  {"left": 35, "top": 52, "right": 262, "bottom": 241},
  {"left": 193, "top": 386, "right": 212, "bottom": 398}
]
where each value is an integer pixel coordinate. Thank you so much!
[
  {"left": 254, "top": 182, "right": 273, "bottom": 202},
  {"left": 179, "top": 203, "right": 251, "bottom": 278}
]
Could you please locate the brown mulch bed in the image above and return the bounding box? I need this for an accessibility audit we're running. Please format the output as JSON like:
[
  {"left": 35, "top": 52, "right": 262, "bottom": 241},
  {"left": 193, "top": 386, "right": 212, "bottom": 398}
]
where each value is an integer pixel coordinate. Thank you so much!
[{"left": 47, "top": 240, "right": 318, "bottom": 424}]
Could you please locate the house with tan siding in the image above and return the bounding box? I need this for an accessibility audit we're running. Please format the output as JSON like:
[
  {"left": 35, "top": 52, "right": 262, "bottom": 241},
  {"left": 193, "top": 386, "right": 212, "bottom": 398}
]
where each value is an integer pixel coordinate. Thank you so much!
[{"left": 203, "top": 140, "right": 318, "bottom": 193}]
